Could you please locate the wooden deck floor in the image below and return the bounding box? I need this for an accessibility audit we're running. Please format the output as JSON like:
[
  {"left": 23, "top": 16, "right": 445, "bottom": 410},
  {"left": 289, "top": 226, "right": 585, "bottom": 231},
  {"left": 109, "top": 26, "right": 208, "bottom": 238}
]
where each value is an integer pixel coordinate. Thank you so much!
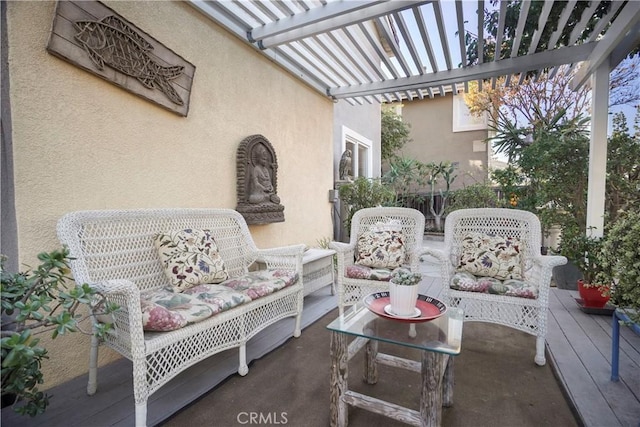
[
  {"left": 546, "top": 287, "right": 640, "bottom": 426},
  {"left": 2, "top": 265, "right": 639, "bottom": 426}
]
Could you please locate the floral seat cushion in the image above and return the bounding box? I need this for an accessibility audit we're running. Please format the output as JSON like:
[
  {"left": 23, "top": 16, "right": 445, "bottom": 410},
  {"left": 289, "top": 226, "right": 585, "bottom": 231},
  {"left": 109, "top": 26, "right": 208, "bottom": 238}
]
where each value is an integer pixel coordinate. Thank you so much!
[
  {"left": 140, "top": 289, "right": 221, "bottom": 332},
  {"left": 183, "top": 283, "right": 252, "bottom": 310},
  {"left": 458, "top": 232, "right": 523, "bottom": 280},
  {"left": 139, "top": 270, "right": 298, "bottom": 332},
  {"left": 345, "top": 264, "right": 393, "bottom": 282},
  {"left": 451, "top": 271, "right": 538, "bottom": 299},
  {"left": 220, "top": 270, "right": 299, "bottom": 301}
]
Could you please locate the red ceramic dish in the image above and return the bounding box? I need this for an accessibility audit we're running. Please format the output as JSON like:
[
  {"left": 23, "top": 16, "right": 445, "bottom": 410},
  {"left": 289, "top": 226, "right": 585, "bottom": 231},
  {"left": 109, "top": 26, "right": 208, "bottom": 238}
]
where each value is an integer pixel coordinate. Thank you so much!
[{"left": 363, "top": 292, "right": 447, "bottom": 323}]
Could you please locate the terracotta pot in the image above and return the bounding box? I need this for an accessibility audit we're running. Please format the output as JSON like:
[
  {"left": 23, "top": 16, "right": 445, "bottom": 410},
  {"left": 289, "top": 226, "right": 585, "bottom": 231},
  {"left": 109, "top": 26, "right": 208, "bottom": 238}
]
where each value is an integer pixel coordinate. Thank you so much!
[{"left": 578, "top": 279, "right": 610, "bottom": 308}]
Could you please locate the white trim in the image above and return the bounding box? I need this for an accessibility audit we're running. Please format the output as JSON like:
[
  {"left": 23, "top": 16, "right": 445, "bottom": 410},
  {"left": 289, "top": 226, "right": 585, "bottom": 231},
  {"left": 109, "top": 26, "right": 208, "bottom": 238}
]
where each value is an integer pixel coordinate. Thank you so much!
[
  {"left": 341, "top": 126, "right": 373, "bottom": 178},
  {"left": 586, "top": 60, "right": 609, "bottom": 237},
  {"left": 452, "top": 93, "right": 488, "bottom": 132}
]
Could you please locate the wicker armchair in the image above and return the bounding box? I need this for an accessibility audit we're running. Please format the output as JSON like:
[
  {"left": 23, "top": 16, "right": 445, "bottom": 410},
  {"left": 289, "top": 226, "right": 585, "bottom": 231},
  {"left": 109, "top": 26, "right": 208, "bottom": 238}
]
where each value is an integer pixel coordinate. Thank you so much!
[
  {"left": 423, "top": 208, "right": 566, "bottom": 366},
  {"left": 329, "top": 207, "right": 426, "bottom": 312}
]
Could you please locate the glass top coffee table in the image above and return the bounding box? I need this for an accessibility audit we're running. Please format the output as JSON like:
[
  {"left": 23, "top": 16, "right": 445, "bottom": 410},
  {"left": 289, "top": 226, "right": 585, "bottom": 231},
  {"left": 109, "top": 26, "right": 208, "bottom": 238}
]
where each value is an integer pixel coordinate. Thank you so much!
[{"left": 327, "top": 300, "right": 464, "bottom": 427}]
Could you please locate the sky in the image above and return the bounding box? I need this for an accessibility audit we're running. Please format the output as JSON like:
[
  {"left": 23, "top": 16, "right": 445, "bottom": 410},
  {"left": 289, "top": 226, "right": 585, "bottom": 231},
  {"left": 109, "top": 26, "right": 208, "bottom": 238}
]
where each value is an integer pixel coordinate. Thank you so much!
[{"left": 391, "top": 1, "right": 480, "bottom": 76}]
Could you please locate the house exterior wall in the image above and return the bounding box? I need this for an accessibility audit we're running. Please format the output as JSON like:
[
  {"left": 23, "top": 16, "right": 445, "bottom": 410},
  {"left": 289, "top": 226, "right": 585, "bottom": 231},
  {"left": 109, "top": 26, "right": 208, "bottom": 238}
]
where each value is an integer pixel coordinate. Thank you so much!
[
  {"left": 333, "top": 100, "right": 381, "bottom": 180},
  {"left": 398, "top": 94, "right": 489, "bottom": 190},
  {"left": 4, "top": 1, "right": 335, "bottom": 388},
  {"left": 331, "top": 100, "right": 381, "bottom": 240}
]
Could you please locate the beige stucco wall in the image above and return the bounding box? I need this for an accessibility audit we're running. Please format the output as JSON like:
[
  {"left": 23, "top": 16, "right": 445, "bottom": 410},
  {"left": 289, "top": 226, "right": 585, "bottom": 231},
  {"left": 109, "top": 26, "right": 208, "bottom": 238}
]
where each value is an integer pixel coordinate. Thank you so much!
[
  {"left": 6, "top": 1, "right": 333, "bottom": 388},
  {"left": 398, "top": 94, "right": 489, "bottom": 190}
]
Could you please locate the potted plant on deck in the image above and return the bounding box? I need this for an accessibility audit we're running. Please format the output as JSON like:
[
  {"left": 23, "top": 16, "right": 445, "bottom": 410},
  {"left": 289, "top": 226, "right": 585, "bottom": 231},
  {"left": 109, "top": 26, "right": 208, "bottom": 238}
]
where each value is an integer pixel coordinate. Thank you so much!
[
  {"left": 557, "top": 225, "right": 610, "bottom": 309},
  {"left": 1, "top": 248, "right": 115, "bottom": 416}
]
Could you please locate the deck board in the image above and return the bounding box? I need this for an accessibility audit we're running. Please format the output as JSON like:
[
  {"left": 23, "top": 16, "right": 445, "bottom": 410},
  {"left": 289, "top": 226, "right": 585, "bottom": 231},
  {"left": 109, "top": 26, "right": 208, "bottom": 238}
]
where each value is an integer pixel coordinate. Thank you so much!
[
  {"left": 549, "top": 287, "right": 640, "bottom": 426},
  {"left": 547, "top": 289, "right": 620, "bottom": 426},
  {"left": 2, "top": 258, "right": 639, "bottom": 427}
]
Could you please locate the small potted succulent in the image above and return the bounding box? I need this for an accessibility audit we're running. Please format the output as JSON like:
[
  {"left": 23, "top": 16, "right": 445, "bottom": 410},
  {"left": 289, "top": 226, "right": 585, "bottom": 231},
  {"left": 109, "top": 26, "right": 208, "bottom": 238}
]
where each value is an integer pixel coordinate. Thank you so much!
[
  {"left": 598, "top": 210, "right": 640, "bottom": 325},
  {"left": 388, "top": 268, "right": 422, "bottom": 316}
]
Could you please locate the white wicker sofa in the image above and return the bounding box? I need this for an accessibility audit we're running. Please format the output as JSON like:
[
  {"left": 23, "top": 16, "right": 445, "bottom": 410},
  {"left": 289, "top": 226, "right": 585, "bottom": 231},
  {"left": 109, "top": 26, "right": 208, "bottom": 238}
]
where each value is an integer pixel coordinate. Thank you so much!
[{"left": 56, "top": 208, "right": 305, "bottom": 427}]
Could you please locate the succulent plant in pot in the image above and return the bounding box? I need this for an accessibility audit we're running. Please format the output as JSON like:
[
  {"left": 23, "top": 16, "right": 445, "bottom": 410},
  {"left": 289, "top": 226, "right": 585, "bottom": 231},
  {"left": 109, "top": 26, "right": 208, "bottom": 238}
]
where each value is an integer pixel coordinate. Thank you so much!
[
  {"left": 388, "top": 268, "right": 423, "bottom": 317},
  {"left": 598, "top": 210, "right": 640, "bottom": 325},
  {"left": 390, "top": 267, "right": 423, "bottom": 286},
  {"left": 1, "top": 247, "right": 116, "bottom": 416},
  {"left": 557, "top": 224, "right": 610, "bottom": 308}
]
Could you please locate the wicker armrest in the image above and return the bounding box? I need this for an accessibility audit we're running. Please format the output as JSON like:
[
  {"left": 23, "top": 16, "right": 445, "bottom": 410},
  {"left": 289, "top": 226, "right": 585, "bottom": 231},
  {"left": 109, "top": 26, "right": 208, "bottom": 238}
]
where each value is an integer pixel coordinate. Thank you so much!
[
  {"left": 89, "top": 278, "right": 140, "bottom": 296},
  {"left": 88, "top": 279, "right": 145, "bottom": 343},
  {"left": 329, "top": 242, "right": 356, "bottom": 269},
  {"left": 528, "top": 255, "right": 567, "bottom": 296},
  {"left": 253, "top": 244, "right": 306, "bottom": 270},
  {"left": 533, "top": 254, "right": 567, "bottom": 269},
  {"left": 420, "top": 247, "right": 447, "bottom": 262},
  {"left": 328, "top": 241, "right": 354, "bottom": 253}
]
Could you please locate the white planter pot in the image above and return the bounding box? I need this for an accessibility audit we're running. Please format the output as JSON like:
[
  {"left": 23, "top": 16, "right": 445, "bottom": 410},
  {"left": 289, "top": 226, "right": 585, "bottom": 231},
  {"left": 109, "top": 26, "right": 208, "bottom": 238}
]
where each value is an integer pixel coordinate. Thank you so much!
[{"left": 389, "top": 282, "right": 419, "bottom": 316}]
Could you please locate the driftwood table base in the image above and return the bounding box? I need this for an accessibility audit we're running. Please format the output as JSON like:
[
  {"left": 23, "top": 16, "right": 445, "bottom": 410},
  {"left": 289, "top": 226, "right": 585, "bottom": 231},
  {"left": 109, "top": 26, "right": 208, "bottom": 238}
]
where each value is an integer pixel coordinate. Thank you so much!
[{"left": 327, "top": 306, "right": 463, "bottom": 427}]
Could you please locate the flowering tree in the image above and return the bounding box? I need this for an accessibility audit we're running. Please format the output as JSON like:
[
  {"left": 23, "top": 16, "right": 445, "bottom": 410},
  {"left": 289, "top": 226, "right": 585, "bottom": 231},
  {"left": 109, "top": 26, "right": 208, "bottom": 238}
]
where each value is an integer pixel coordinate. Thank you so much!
[{"left": 464, "top": 70, "right": 590, "bottom": 135}]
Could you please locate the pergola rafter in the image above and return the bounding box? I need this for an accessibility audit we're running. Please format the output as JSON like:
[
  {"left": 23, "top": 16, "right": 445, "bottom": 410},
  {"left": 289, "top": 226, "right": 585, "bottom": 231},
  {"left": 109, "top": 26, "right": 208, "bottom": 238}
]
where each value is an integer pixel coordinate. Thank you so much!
[
  {"left": 188, "top": 0, "right": 639, "bottom": 103},
  {"left": 189, "top": 0, "right": 640, "bottom": 234}
]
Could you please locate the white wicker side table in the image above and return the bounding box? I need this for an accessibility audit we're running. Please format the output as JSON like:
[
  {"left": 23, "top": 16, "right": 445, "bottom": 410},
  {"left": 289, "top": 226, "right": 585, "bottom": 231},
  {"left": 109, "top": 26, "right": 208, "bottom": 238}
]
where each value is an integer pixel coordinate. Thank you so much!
[
  {"left": 302, "top": 248, "right": 336, "bottom": 296},
  {"left": 256, "top": 248, "right": 335, "bottom": 297}
]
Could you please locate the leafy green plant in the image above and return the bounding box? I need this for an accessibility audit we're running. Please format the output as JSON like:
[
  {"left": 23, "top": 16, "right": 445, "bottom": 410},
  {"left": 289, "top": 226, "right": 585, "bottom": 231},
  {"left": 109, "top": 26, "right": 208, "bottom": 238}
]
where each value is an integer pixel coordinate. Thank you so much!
[
  {"left": 489, "top": 111, "right": 591, "bottom": 233},
  {"left": 382, "top": 156, "right": 429, "bottom": 206},
  {"left": 381, "top": 107, "right": 411, "bottom": 161},
  {"left": 491, "top": 165, "right": 526, "bottom": 208},
  {"left": 556, "top": 225, "right": 607, "bottom": 292},
  {"left": 598, "top": 210, "right": 640, "bottom": 325},
  {"left": 446, "top": 182, "right": 505, "bottom": 213},
  {"left": 605, "top": 111, "right": 640, "bottom": 224},
  {"left": 426, "top": 161, "right": 457, "bottom": 231},
  {"left": 338, "top": 177, "right": 395, "bottom": 233},
  {"left": 1, "top": 248, "right": 116, "bottom": 416}
]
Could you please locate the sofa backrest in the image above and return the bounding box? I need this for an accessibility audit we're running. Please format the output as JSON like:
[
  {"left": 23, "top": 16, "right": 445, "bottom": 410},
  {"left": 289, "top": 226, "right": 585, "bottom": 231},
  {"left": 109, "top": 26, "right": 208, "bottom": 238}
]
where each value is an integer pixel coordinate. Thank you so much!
[{"left": 57, "top": 208, "right": 258, "bottom": 292}]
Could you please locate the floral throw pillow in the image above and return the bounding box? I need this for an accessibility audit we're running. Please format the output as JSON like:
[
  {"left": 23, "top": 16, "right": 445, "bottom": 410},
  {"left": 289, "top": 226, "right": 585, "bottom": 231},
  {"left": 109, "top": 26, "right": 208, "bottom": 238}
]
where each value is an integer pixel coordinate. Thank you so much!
[
  {"left": 154, "top": 229, "right": 229, "bottom": 293},
  {"left": 356, "top": 229, "right": 405, "bottom": 269},
  {"left": 458, "top": 232, "right": 522, "bottom": 280}
]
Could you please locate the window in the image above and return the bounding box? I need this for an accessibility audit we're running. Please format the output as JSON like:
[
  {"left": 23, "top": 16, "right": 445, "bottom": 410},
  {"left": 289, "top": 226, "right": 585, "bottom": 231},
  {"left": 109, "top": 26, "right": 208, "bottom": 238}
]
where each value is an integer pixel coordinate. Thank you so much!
[
  {"left": 452, "top": 93, "right": 488, "bottom": 132},
  {"left": 341, "top": 126, "right": 372, "bottom": 178}
]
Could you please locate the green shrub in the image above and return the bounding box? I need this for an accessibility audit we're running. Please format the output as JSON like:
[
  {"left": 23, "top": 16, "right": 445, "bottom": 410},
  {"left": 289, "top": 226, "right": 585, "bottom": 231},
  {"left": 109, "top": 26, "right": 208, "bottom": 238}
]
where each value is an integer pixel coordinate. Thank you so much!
[
  {"left": 599, "top": 210, "right": 640, "bottom": 324},
  {"left": 338, "top": 177, "right": 395, "bottom": 232},
  {"left": 557, "top": 225, "right": 606, "bottom": 285},
  {"left": 446, "top": 182, "right": 505, "bottom": 213}
]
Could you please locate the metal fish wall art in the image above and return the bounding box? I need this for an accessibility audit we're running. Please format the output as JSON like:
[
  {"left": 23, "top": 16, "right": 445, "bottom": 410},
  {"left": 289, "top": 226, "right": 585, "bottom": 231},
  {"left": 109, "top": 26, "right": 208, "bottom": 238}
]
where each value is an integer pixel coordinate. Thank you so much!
[{"left": 74, "top": 15, "right": 185, "bottom": 106}]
